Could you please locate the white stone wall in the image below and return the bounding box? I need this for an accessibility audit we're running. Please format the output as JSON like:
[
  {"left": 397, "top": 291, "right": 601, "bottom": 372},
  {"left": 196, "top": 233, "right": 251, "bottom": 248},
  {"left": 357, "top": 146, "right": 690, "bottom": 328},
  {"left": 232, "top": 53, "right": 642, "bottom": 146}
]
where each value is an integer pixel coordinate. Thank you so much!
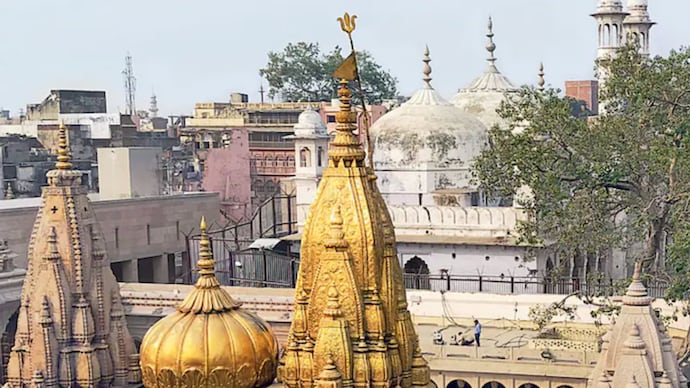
[
  {"left": 398, "top": 242, "right": 536, "bottom": 278},
  {"left": 389, "top": 205, "right": 524, "bottom": 237}
]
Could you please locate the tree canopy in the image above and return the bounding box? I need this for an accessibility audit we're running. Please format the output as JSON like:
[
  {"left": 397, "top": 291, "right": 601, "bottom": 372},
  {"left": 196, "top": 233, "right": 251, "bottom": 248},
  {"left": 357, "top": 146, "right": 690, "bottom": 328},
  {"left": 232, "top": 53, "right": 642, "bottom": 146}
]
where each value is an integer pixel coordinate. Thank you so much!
[
  {"left": 473, "top": 44, "right": 690, "bottom": 299},
  {"left": 259, "top": 42, "right": 398, "bottom": 104}
]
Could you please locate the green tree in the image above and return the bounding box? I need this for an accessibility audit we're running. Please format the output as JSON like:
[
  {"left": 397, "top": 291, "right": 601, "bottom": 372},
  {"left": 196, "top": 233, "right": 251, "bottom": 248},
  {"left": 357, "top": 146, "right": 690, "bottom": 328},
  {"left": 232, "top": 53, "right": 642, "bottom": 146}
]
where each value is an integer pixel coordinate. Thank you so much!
[
  {"left": 473, "top": 44, "right": 690, "bottom": 288},
  {"left": 259, "top": 42, "right": 398, "bottom": 104}
]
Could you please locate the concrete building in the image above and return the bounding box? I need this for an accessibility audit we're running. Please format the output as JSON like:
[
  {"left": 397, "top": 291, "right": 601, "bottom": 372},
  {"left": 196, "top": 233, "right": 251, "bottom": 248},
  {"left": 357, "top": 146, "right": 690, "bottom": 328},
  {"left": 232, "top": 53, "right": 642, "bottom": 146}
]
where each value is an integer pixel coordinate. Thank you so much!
[
  {"left": 97, "top": 147, "right": 163, "bottom": 200},
  {"left": 181, "top": 95, "right": 389, "bottom": 213},
  {"left": 0, "top": 192, "right": 220, "bottom": 284}
]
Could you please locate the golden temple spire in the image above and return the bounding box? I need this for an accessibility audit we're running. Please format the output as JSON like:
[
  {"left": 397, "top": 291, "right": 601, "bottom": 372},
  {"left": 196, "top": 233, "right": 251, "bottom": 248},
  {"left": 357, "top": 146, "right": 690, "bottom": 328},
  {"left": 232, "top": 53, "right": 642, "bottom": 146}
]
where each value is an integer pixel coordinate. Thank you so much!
[
  {"left": 283, "top": 12, "right": 430, "bottom": 388},
  {"left": 55, "top": 122, "right": 73, "bottom": 171},
  {"left": 177, "top": 217, "right": 241, "bottom": 313}
]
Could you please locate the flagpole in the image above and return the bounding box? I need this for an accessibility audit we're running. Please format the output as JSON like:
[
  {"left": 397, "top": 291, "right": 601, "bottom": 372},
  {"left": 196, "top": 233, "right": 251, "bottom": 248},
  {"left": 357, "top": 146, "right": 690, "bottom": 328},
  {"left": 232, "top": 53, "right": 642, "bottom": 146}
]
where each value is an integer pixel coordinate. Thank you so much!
[{"left": 337, "top": 13, "right": 374, "bottom": 169}]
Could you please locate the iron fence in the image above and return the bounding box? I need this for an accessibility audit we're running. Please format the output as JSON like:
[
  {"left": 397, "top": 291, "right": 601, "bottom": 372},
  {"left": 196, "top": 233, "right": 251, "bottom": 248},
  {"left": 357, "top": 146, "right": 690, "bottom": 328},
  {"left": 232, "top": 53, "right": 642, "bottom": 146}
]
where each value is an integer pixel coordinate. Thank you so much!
[{"left": 402, "top": 273, "right": 669, "bottom": 298}]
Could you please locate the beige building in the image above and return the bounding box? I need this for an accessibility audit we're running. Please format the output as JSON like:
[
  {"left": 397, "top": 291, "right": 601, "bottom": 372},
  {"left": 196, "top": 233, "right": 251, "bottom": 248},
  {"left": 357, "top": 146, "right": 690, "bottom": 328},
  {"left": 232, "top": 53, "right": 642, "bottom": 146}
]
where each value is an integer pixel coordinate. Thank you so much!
[
  {"left": 0, "top": 191, "right": 220, "bottom": 284},
  {"left": 97, "top": 147, "right": 164, "bottom": 200}
]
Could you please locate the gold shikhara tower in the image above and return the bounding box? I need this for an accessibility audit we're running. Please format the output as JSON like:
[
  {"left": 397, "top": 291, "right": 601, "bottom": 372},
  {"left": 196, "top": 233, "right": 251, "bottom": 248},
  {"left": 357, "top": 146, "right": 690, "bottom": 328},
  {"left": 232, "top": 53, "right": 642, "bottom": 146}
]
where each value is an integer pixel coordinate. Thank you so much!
[{"left": 280, "top": 15, "right": 431, "bottom": 388}]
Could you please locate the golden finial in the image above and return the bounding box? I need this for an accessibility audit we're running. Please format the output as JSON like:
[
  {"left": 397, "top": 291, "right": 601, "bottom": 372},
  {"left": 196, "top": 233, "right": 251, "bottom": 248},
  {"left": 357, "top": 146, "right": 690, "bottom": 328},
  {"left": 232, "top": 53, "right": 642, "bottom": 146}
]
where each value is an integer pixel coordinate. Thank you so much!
[
  {"left": 55, "top": 122, "right": 73, "bottom": 170},
  {"left": 423, "top": 46, "right": 432, "bottom": 88},
  {"left": 197, "top": 216, "right": 214, "bottom": 276},
  {"left": 537, "top": 62, "right": 545, "bottom": 92},
  {"left": 337, "top": 13, "right": 357, "bottom": 34},
  {"left": 177, "top": 217, "right": 241, "bottom": 313},
  {"left": 329, "top": 80, "right": 366, "bottom": 166}
]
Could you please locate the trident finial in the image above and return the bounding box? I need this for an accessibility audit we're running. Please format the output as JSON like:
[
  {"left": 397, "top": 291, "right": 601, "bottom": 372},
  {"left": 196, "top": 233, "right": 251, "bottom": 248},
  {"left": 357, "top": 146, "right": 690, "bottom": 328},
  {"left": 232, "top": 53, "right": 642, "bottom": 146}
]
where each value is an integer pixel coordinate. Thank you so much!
[{"left": 337, "top": 13, "right": 357, "bottom": 34}]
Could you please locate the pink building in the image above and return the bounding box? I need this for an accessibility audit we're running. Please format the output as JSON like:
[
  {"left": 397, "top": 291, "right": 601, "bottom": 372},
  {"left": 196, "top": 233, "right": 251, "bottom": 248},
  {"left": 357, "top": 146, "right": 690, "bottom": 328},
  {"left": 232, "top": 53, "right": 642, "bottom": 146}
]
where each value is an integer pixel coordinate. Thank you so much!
[{"left": 201, "top": 128, "right": 252, "bottom": 222}]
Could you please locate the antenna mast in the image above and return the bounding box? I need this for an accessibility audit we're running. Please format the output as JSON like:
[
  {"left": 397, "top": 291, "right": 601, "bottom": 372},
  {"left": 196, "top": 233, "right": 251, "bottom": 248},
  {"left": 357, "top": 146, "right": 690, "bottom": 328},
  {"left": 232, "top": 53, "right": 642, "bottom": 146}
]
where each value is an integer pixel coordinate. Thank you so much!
[{"left": 122, "top": 53, "right": 137, "bottom": 115}]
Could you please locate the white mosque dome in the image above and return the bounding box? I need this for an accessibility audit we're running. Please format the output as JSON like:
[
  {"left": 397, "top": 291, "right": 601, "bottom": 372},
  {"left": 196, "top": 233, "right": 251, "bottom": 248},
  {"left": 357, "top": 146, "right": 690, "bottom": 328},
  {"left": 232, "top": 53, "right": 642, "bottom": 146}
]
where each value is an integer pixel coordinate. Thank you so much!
[
  {"left": 451, "top": 17, "right": 519, "bottom": 129},
  {"left": 371, "top": 47, "right": 488, "bottom": 171},
  {"left": 293, "top": 105, "right": 327, "bottom": 137}
]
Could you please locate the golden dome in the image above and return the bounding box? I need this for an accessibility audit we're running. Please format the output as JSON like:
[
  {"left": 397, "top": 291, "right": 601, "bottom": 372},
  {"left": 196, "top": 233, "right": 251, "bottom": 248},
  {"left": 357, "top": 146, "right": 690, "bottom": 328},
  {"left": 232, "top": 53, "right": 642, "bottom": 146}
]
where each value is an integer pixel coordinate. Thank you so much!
[{"left": 139, "top": 217, "right": 279, "bottom": 388}]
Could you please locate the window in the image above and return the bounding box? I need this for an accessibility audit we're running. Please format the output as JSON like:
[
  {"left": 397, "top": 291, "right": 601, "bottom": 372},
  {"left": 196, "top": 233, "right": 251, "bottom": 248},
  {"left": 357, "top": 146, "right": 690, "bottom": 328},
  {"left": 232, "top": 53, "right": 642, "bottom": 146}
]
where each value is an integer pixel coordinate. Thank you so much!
[
  {"left": 115, "top": 227, "right": 119, "bottom": 249},
  {"left": 176, "top": 220, "right": 180, "bottom": 241},
  {"left": 146, "top": 224, "right": 151, "bottom": 245},
  {"left": 317, "top": 146, "right": 324, "bottom": 167},
  {"left": 327, "top": 115, "right": 336, "bottom": 123},
  {"left": 300, "top": 147, "right": 311, "bottom": 167}
]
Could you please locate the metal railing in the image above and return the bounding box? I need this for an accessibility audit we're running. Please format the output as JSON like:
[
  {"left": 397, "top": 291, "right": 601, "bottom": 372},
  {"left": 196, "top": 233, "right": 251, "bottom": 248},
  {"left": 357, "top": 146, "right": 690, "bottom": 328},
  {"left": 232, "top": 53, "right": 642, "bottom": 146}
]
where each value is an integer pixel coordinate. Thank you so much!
[
  {"left": 402, "top": 273, "right": 669, "bottom": 297},
  {"left": 180, "top": 194, "right": 297, "bottom": 284}
]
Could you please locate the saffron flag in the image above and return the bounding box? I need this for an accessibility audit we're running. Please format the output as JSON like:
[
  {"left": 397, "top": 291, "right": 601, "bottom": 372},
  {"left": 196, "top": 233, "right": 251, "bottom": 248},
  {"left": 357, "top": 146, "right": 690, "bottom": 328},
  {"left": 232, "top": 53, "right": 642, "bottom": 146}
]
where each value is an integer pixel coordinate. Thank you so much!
[{"left": 333, "top": 52, "right": 358, "bottom": 80}]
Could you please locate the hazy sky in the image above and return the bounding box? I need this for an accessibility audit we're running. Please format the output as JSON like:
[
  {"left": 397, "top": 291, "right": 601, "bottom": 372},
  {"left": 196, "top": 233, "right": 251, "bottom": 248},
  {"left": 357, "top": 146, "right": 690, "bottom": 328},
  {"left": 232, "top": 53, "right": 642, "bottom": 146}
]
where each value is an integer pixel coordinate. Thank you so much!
[{"left": 1, "top": 1, "right": 688, "bottom": 117}]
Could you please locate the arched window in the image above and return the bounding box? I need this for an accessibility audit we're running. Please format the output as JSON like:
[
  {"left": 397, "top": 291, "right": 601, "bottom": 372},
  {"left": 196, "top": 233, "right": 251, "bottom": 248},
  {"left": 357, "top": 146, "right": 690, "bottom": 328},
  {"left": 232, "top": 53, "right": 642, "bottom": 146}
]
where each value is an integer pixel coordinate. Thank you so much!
[
  {"left": 603, "top": 24, "right": 611, "bottom": 47},
  {"left": 300, "top": 147, "right": 312, "bottom": 168},
  {"left": 403, "top": 256, "right": 430, "bottom": 290},
  {"left": 317, "top": 146, "right": 324, "bottom": 167},
  {"left": 481, "top": 383, "right": 506, "bottom": 388},
  {"left": 518, "top": 384, "right": 540, "bottom": 388},
  {"left": 447, "top": 380, "right": 472, "bottom": 388},
  {"left": 612, "top": 24, "right": 619, "bottom": 45}
]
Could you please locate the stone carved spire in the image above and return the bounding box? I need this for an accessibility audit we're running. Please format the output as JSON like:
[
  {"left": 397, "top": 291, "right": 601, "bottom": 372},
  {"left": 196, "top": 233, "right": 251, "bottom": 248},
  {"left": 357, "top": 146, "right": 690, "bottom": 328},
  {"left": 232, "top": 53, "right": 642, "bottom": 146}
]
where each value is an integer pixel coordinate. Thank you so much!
[
  {"left": 281, "top": 14, "right": 430, "bottom": 388},
  {"left": 6, "top": 122, "right": 140, "bottom": 387},
  {"left": 587, "top": 261, "right": 683, "bottom": 388},
  {"left": 4, "top": 182, "right": 13, "bottom": 200}
]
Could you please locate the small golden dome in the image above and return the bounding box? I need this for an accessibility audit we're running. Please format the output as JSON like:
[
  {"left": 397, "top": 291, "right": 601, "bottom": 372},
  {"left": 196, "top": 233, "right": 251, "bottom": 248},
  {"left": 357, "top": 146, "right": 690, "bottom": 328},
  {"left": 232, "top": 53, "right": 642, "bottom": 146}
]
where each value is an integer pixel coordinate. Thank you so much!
[{"left": 139, "top": 217, "right": 278, "bottom": 388}]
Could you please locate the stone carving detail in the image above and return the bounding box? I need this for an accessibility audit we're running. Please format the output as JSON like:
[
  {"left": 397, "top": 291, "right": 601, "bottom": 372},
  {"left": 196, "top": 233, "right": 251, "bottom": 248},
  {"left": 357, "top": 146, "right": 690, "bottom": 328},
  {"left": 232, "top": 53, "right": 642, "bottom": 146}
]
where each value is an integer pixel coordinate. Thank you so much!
[{"left": 5, "top": 123, "right": 140, "bottom": 387}]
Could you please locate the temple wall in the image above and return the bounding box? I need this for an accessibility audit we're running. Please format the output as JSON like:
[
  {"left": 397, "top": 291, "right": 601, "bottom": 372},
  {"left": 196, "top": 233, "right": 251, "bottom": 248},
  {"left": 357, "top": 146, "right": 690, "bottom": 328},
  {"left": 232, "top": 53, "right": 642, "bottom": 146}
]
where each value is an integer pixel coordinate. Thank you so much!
[{"left": 0, "top": 192, "right": 221, "bottom": 269}]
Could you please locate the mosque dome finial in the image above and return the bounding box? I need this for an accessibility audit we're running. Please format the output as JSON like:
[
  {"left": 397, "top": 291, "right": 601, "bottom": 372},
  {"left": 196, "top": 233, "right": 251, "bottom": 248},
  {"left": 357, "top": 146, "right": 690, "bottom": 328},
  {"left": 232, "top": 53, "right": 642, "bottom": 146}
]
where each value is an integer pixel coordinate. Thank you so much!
[
  {"left": 538, "top": 62, "right": 546, "bottom": 92},
  {"left": 486, "top": 16, "right": 497, "bottom": 70},
  {"left": 423, "top": 45, "right": 432, "bottom": 88}
]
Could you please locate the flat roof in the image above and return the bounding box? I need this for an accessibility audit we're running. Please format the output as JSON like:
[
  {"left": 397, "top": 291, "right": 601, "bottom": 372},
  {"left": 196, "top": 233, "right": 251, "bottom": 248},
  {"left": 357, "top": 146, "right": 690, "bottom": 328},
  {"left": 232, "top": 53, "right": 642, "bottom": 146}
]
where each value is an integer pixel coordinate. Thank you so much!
[{"left": 0, "top": 191, "right": 217, "bottom": 211}]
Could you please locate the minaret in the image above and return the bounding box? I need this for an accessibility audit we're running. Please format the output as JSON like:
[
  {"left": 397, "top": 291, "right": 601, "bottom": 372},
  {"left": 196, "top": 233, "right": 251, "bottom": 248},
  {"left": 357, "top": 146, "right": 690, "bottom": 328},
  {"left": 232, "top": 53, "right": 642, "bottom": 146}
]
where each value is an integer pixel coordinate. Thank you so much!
[
  {"left": 149, "top": 93, "right": 159, "bottom": 118},
  {"left": 6, "top": 122, "right": 140, "bottom": 387},
  {"left": 284, "top": 104, "right": 330, "bottom": 230},
  {"left": 623, "top": 0, "right": 655, "bottom": 55},
  {"left": 591, "top": 0, "right": 628, "bottom": 88}
]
